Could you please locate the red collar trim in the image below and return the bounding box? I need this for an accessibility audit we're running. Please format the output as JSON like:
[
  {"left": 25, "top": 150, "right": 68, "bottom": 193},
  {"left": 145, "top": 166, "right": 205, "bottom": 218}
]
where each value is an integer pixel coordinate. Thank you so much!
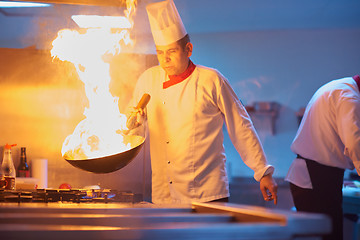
[
  {"left": 163, "top": 61, "right": 196, "bottom": 89},
  {"left": 353, "top": 75, "right": 360, "bottom": 92}
]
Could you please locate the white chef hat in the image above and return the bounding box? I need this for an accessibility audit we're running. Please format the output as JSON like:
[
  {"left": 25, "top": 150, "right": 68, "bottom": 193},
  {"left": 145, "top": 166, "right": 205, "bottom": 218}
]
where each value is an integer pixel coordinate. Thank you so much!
[{"left": 146, "top": 0, "right": 187, "bottom": 46}]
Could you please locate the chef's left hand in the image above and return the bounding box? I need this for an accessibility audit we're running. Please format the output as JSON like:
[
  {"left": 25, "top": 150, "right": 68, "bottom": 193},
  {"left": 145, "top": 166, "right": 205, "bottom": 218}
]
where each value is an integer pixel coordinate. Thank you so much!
[{"left": 260, "top": 174, "right": 278, "bottom": 205}]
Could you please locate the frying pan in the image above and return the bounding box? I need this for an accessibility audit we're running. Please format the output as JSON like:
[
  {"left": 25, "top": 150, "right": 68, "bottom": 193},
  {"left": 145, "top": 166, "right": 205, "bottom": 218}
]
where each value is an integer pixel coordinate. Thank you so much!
[
  {"left": 64, "top": 135, "right": 145, "bottom": 173},
  {"left": 64, "top": 94, "right": 150, "bottom": 174}
]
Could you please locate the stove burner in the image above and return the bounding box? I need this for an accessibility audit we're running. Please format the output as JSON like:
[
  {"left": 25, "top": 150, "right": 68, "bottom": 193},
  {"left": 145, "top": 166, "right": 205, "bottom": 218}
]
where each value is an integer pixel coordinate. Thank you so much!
[{"left": 0, "top": 189, "right": 142, "bottom": 203}]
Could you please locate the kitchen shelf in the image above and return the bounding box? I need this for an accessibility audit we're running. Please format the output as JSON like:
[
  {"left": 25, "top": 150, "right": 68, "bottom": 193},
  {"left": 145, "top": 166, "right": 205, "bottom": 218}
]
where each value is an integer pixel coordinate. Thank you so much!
[
  {"left": 295, "top": 107, "right": 306, "bottom": 126},
  {"left": 245, "top": 102, "right": 280, "bottom": 135}
]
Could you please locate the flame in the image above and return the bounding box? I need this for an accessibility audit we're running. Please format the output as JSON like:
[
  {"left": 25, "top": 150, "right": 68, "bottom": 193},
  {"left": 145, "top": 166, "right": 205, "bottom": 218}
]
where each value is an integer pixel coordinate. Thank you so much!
[{"left": 51, "top": 0, "right": 138, "bottom": 160}]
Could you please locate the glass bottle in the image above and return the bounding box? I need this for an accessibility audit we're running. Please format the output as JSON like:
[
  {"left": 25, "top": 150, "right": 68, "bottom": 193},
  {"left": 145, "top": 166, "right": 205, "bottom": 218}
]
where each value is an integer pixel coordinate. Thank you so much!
[
  {"left": 1, "top": 144, "right": 17, "bottom": 190},
  {"left": 17, "top": 147, "right": 30, "bottom": 178},
  {"left": 0, "top": 162, "right": 4, "bottom": 189}
]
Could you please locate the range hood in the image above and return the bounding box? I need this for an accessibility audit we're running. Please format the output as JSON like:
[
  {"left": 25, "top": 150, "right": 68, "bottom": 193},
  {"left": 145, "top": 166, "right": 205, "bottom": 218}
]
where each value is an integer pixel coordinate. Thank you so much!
[{"left": 1, "top": 0, "right": 129, "bottom": 7}]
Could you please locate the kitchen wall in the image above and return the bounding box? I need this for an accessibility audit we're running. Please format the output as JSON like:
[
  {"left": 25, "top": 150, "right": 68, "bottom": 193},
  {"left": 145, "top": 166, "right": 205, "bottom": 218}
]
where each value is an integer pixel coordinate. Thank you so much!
[{"left": 0, "top": 0, "right": 360, "bottom": 200}]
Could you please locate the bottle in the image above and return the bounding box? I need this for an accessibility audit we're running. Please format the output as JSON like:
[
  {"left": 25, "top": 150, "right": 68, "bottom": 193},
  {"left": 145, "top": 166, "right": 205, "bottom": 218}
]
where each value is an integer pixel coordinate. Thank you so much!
[
  {"left": 17, "top": 147, "right": 30, "bottom": 178},
  {"left": 1, "top": 144, "right": 17, "bottom": 190},
  {"left": 0, "top": 161, "right": 4, "bottom": 189}
]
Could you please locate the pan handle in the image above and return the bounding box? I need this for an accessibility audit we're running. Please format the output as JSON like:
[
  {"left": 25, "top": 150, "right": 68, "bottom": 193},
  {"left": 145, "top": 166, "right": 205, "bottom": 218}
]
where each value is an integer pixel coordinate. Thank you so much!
[{"left": 136, "top": 93, "right": 151, "bottom": 109}]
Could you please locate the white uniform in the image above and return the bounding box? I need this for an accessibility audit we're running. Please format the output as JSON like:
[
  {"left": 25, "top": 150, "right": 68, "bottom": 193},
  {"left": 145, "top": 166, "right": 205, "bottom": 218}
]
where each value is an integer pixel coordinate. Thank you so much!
[
  {"left": 286, "top": 77, "right": 360, "bottom": 188},
  {"left": 132, "top": 64, "right": 273, "bottom": 204}
]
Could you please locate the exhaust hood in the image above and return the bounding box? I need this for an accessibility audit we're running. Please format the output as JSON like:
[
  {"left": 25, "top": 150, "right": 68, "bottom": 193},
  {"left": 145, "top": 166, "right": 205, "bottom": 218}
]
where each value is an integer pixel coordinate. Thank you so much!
[{"left": 0, "top": 0, "right": 128, "bottom": 7}]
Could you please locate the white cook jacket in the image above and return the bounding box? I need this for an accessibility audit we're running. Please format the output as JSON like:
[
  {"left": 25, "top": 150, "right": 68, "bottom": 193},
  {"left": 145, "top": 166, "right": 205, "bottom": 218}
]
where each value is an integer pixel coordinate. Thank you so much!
[
  {"left": 132, "top": 64, "right": 273, "bottom": 204},
  {"left": 286, "top": 77, "right": 360, "bottom": 189}
]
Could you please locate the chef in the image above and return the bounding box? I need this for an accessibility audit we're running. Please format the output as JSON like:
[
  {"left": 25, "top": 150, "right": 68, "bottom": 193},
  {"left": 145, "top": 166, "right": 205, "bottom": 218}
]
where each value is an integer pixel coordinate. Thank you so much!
[
  {"left": 285, "top": 75, "right": 360, "bottom": 240},
  {"left": 130, "top": 0, "right": 277, "bottom": 204}
]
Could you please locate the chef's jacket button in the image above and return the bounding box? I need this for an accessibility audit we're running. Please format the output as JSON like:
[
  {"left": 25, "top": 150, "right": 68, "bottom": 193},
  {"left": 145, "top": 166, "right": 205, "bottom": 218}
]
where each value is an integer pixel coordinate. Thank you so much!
[
  {"left": 167, "top": 161, "right": 170, "bottom": 164},
  {"left": 169, "top": 181, "right": 172, "bottom": 184}
]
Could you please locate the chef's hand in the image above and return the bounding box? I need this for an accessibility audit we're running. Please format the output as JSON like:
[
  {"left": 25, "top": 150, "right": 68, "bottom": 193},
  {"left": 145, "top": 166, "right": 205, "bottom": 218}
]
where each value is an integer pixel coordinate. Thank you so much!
[
  {"left": 127, "top": 107, "right": 145, "bottom": 129},
  {"left": 117, "top": 108, "right": 145, "bottom": 135},
  {"left": 259, "top": 174, "right": 278, "bottom": 205}
]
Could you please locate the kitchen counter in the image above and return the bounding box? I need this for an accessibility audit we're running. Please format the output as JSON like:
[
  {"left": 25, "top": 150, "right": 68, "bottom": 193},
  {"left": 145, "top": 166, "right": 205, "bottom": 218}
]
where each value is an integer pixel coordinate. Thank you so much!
[
  {"left": 343, "top": 188, "right": 360, "bottom": 240},
  {"left": 0, "top": 201, "right": 330, "bottom": 240}
]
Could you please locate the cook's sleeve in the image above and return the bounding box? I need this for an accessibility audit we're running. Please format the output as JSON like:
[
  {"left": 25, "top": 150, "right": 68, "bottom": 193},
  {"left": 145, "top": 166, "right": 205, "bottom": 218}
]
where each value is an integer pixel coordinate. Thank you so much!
[
  {"left": 337, "top": 89, "right": 360, "bottom": 175},
  {"left": 216, "top": 74, "right": 274, "bottom": 181},
  {"left": 130, "top": 71, "right": 148, "bottom": 107}
]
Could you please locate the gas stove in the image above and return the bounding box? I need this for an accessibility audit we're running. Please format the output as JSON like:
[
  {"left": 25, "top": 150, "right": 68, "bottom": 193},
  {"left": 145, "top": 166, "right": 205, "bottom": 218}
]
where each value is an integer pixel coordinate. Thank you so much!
[{"left": 0, "top": 189, "right": 142, "bottom": 204}]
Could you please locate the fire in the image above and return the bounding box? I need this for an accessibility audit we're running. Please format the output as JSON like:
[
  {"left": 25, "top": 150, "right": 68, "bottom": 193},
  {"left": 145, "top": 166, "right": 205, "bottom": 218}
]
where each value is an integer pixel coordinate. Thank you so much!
[{"left": 51, "top": 0, "right": 139, "bottom": 160}]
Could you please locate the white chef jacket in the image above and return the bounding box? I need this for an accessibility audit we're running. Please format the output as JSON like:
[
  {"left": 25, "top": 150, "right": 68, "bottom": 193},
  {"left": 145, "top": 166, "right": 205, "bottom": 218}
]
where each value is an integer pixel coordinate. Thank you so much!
[
  {"left": 286, "top": 77, "right": 360, "bottom": 189},
  {"left": 132, "top": 64, "right": 273, "bottom": 204}
]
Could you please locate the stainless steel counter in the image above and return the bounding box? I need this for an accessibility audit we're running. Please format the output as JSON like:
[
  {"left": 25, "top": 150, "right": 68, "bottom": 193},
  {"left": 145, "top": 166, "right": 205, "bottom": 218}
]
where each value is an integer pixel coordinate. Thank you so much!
[{"left": 0, "top": 202, "right": 330, "bottom": 240}]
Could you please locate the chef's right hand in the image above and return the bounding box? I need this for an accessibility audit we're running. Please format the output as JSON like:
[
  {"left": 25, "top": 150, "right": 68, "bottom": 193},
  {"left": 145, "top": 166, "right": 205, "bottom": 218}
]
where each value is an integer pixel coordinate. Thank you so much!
[{"left": 126, "top": 107, "right": 144, "bottom": 130}]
